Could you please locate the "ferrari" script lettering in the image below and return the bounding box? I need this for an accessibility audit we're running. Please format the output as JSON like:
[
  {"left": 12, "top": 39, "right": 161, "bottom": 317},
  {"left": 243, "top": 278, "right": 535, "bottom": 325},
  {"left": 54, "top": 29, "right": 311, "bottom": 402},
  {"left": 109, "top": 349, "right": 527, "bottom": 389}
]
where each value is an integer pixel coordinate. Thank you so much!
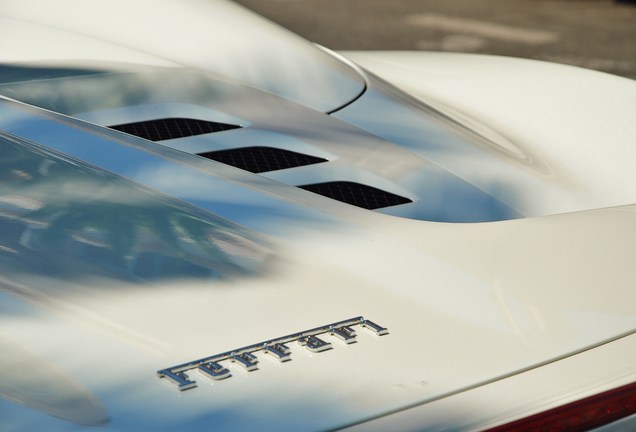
[{"left": 157, "top": 316, "right": 389, "bottom": 392}]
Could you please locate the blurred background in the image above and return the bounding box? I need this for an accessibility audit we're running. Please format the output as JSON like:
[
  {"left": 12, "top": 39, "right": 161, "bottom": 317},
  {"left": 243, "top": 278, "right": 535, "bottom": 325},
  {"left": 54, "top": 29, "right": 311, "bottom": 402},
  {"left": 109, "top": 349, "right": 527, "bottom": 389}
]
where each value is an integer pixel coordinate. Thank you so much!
[{"left": 234, "top": 0, "right": 636, "bottom": 80}]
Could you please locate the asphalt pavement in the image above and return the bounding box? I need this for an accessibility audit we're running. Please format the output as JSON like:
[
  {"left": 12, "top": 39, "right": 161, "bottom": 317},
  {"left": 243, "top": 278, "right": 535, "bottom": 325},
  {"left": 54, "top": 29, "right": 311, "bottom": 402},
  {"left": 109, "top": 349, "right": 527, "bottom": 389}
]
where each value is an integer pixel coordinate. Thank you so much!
[{"left": 234, "top": 0, "right": 636, "bottom": 80}]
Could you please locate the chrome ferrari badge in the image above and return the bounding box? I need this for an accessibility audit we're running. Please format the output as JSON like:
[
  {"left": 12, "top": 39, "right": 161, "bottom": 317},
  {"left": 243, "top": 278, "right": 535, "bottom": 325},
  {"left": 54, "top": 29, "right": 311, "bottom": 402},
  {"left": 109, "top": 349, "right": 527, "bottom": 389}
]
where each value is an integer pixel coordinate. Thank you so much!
[{"left": 157, "top": 316, "right": 388, "bottom": 391}]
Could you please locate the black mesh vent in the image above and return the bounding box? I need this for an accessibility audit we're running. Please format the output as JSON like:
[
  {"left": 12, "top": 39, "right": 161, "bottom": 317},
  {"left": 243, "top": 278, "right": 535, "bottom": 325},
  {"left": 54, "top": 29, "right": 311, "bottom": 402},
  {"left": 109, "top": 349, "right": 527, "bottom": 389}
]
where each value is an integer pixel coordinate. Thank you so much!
[
  {"left": 299, "top": 181, "right": 412, "bottom": 210},
  {"left": 109, "top": 118, "right": 241, "bottom": 141},
  {"left": 197, "top": 147, "right": 327, "bottom": 173}
]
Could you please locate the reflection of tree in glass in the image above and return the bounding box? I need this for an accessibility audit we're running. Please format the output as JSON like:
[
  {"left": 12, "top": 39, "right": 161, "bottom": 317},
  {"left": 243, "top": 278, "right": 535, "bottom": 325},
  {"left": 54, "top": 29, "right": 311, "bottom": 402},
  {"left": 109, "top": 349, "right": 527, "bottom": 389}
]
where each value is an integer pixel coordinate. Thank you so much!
[{"left": 0, "top": 137, "right": 271, "bottom": 281}]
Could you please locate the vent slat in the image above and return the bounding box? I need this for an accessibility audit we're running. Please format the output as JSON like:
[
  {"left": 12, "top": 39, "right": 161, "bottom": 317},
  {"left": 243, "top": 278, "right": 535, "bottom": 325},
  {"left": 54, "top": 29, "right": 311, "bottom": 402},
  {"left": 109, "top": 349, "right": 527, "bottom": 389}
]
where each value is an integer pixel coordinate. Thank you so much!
[
  {"left": 299, "top": 181, "right": 412, "bottom": 210},
  {"left": 109, "top": 118, "right": 241, "bottom": 141},
  {"left": 198, "top": 147, "right": 327, "bottom": 173}
]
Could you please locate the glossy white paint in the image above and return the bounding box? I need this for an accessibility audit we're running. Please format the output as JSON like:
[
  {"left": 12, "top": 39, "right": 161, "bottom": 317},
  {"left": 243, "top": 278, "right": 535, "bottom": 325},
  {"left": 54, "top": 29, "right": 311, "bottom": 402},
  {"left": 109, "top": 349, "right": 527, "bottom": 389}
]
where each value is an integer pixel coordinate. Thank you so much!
[
  {"left": 343, "top": 51, "right": 636, "bottom": 216},
  {"left": 0, "top": 69, "right": 521, "bottom": 222},
  {"left": 2, "top": 125, "right": 636, "bottom": 430},
  {"left": 343, "top": 332, "right": 636, "bottom": 430},
  {"left": 0, "top": 0, "right": 364, "bottom": 112},
  {"left": 1, "top": 2, "right": 636, "bottom": 431}
]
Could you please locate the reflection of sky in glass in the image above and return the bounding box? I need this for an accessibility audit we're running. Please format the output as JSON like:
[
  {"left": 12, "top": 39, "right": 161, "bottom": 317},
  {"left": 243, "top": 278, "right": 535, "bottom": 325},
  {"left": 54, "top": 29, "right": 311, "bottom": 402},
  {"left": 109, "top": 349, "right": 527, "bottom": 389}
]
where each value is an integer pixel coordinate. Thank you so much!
[{"left": 0, "top": 135, "right": 272, "bottom": 284}]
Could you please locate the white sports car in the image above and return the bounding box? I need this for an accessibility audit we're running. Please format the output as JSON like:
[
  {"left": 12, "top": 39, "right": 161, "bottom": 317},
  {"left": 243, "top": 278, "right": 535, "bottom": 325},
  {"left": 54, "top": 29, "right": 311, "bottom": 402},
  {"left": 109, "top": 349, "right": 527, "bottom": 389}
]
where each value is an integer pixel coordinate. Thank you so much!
[{"left": 2, "top": 0, "right": 636, "bottom": 431}]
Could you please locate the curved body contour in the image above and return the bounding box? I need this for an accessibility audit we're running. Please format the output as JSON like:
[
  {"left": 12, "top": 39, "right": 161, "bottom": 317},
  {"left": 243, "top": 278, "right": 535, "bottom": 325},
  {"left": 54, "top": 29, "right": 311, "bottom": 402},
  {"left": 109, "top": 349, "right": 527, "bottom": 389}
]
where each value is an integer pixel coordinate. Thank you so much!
[{"left": 1, "top": 1, "right": 636, "bottom": 430}]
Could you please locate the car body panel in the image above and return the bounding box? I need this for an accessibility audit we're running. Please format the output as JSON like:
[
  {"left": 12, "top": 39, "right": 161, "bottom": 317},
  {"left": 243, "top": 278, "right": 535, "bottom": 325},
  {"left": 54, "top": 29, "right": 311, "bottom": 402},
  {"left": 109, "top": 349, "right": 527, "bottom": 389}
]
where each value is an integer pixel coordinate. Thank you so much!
[
  {"left": 0, "top": 0, "right": 365, "bottom": 113},
  {"left": 1, "top": 1, "right": 636, "bottom": 431},
  {"left": 2, "top": 125, "right": 636, "bottom": 430},
  {"left": 344, "top": 51, "right": 636, "bottom": 216}
]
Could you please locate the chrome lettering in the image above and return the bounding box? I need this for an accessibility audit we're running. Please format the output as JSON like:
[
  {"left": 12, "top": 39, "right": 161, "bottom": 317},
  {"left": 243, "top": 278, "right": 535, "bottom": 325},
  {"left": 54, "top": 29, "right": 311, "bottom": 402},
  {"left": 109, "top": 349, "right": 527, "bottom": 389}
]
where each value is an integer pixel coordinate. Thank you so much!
[
  {"left": 298, "top": 335, "right": 332, "bottom": 352},
  {"left": 198, "top": 362, "right": 231, "bottom": 380},
  {"left": 157, "top": 369, "right": 197, "bottom": 391},
  {"left": 157, "top": 316, "right": 387, "bottom": 391},
  {"left": 230, "top": 352, "right": 259, "bottom": 371},
  {"left": 361, "top": 319, "right": 388, "bottom": 336},
  {"left": 263, "top": 343, "right": 291, "bottom": 362},
  {"left": 330, "top": 325, "right": 357, "bottom": 344}
]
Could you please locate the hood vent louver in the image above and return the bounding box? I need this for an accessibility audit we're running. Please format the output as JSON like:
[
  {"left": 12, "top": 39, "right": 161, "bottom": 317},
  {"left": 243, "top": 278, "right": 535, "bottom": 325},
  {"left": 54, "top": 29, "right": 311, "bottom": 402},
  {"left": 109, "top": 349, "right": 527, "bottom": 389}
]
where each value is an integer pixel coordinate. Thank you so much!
[
  {"left": 108, "top": 118, "right": 407, "bottom": 211},
  {"left": 108, "top": 118, "right": 241, "bottom": 141},
  {"left": 197, "top": 146, "right": 327, "bottom": 173},
  {"left": 299, "top": 181, "right": 412, "bottom": 210}
]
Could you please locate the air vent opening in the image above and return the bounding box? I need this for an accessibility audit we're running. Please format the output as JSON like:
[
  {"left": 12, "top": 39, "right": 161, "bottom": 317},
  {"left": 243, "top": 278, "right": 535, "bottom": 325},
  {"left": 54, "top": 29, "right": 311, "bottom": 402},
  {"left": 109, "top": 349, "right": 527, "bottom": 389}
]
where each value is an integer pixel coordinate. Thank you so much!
[
  {"left": 108, "top": 118, "right": 241, "bottom": 141},
  {"left": 197, "top": 146, "right": 328, "bottom": 173},
  {"left": 299, "top": 181, "right": 412, "bottom": 210}
]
